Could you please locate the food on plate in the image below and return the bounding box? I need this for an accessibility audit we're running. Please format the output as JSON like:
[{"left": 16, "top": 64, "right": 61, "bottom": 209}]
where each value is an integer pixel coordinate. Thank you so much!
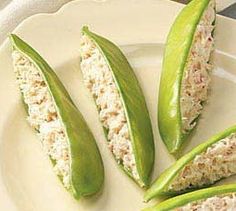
[
  {"left": 158, "top": 0, "right": 215, "bottom": 154},
  {"left": 10, "top": 34, "right": 104, "bottom": 199},
  {"left": 80, "top": 26, "right": 154, "bottom": 188},
  {"left": 144, "top": 126, "right": 236, "bottom": 201},
  {"left": 143, "top": 184, "right": 236, "bottom": 211}
]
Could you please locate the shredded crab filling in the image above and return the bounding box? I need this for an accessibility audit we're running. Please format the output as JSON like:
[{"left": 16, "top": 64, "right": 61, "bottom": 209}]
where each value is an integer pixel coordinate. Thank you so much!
[
  {"left": 180, "top": 0, "right": 215, "bottom": 132},
  {"left": 175, "top": 193, "right": 236, "bottom": 211},
  {"left": 12, "top": 51, "right": 70, "bottom": 188},
  {"left": 169, "top": 133, "right": 236, "bottom": 192},
  {"left": 80, "top": 35, "right": 139, "bottom": 180}
]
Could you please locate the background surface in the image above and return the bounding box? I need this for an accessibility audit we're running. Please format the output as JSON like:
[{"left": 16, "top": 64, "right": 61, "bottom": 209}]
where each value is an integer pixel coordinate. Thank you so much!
[
  {"left": 0, "top": 0, "right": 235, "bottom": 45},
  {"left": 1, "top": 0, "right": 236, "bottom": 211}
]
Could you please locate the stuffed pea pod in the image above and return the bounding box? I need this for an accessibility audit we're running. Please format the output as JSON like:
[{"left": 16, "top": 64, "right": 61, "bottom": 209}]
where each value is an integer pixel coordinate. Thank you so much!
[
  {"left": 10, "top": 34, "right": 104, "bottom": 199},
  {"left": 144, "top": 184, "right": 236, "bottom": 211},
  {"left": 80, "top": 26, "right": 154, "bottom": 188},
  {"left": 158, "top": 0, "right": 215, "bottom": 154},
  {"left": 144, "top": 126, "right": 236, "bottom": 202}
]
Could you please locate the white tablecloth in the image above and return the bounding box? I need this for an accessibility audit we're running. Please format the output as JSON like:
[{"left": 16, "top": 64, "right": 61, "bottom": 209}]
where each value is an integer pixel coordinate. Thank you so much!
[{"left": 0, "top": 0, "right": 235, "bottom": 45}]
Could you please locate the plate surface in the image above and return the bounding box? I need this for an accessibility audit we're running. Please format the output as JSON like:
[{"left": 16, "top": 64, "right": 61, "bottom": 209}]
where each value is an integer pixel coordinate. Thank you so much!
[{"left": 1, "top": 0, "right": 236, "bottom": 210}]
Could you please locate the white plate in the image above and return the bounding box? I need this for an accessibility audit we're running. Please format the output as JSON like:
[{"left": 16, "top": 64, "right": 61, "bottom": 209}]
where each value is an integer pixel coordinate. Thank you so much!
[{"left": 1, "top": 0, "right": 236, "bottom": 210}]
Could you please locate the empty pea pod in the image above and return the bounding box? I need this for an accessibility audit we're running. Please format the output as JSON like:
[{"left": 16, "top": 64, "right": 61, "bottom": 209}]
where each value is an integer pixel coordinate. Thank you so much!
[
  {"left": 80, "top": 26, "right": 155, "bottom": 188},
  {"left": 158, "top": 0, "right": 215, "bottom": 154},
  {"left": 10, "top": 34, "right": 104, "bottom": 199},
  {"left": 144, "top": 184, "right": 236, "bottom": 211},
  {"left": 144, "top": 126, "right": 236, "bottom": 202}
]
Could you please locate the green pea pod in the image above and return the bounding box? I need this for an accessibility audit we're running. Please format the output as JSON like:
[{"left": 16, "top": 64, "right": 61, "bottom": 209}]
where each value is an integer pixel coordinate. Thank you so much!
[
  {"left": 158, "top": 0, "right": 215, "bottom": 154},
  {"left": 10, "top": 34, "right": 104, "bottom": 199},
  {"left": 144, "top": 184, "right": 236, "bottom": 211},
  {"left": 144, "top": 126, "right": 236, "bottom": 202},
  {"left": 80, "top": 26, "right": 154, "bottom": 188}
]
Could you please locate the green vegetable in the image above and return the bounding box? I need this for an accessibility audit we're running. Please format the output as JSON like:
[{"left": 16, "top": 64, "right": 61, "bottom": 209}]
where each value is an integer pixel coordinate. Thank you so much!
[
  {"left": 10, "top": 34, "right": 104, "bottom": 199},
  {"left": 158, "top": 0, "right": 215, "bottom": 154},
  {"left": 143, "top": 184, "right": 236, "bottom": 211},
  {"left": 81, "top": 26, "right": 155, "bottom": 188},
  {"left": 144, "top": 126, "right": 236, "bottom": 202}
]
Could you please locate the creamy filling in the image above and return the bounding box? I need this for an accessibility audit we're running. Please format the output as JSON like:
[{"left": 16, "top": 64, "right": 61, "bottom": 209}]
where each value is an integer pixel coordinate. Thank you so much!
[
  {"left": 181, "top": 0, "right": 215, "bottom": 132},
  {"left": 175, "top": 193, "right": 236, "bottom": 211},
  {"left": 80, "top": 35, "right": 139, "bottom": 181},
  {"left": 169, "top": 133, "right": 236, "bottom": 192},
  {"left": 12, "top": 51, "right": 70, "bottom": 188}
]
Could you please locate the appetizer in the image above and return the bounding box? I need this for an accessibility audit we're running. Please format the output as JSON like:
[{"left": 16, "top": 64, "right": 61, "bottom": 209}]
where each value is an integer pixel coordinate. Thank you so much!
[
  {"left": 158, "top": 0, "right": 215, "bottom": 154},
  {"left": 80, "top": 26, "right": 154, "bottom": 188},
  {"left": 144, "top": 184, "right": 236, "bottom": 211},
  {"left": 144, "top": 126, "right": 236, "bottom": 202},
  {"left": 10, "top": 34, "right": 104, "bottom": 199}
]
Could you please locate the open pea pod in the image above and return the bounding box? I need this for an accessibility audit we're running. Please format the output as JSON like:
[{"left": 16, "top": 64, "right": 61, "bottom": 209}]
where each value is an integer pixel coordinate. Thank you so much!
[
  {"left": 158, "top": 0, "right": 215, "bottom": 154},
  {"left": 144, "top": 184, "right": 236, "bottom": 211},
  {"left": 144, "top": 126, "right": 236, "bottom": 202},
  {"left": 80, "top": 26, "right": 154, "bottom": 187},
  {"left": 10, "top": 34, "right": 104, "bottom": 199}
]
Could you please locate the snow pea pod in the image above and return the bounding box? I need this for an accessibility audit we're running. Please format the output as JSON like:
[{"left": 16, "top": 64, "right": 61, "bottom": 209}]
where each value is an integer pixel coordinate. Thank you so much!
[
  {"left": 144, "top": 184, "right": 236, "bottom": 211},
  {"left": 10, "top": 34, "right": 104, "bottom": 199},
  {"left": 144, "top": 126, "right": 236, "bottom": 202},
  {"left": 80, "top": 27, "right": 154, "bottom": 187},
  {"left": 158, "top": 0, "right": 215, "bottom": 154}
]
